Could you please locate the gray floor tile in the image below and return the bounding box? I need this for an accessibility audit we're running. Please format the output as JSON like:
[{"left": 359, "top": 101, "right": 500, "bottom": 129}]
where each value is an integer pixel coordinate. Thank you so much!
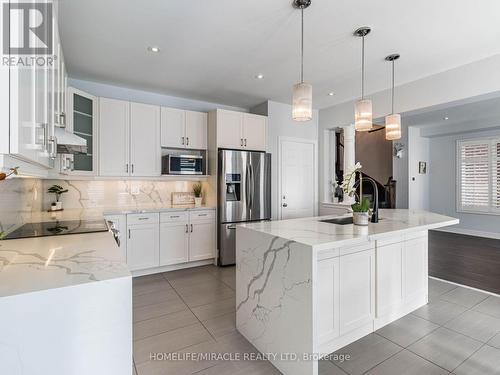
[
  {"left": 365, "top": 349, "right": 449, "bottom": 375},
  {"left": 428, "top": 278, "right": 457, "bottom": 301},
  {"left": 168, "top": 272, "right": 218, "bottom": 289},
  {"left": 163, "top": 265, "right": 215, "bottom": 281},
  {"left": 133, "top": 273, "right": 165, "bottom": 285},
  {"left": 473, "top": 295, "right": 500, "bottom": 319},
  {"left": 408, "top": 327, "right": 483, "bottom": 371},
  {"left": 133, "top": 298, "right": 188, "bottom": 323},
  {"left": 133, "top": 288, "right": 181, "bottom": 308},
  {"left": 194, "top": 360, "right": 281, "bottom": 375},
  {"left": 202, "top": 312, "right": 236, "bottom": 338},
  {"left": 133, "top": 323, "right": 213, "bottom": 364},
  {"left": 319, "top": 360, "right": 348, "bottom": 374},
  {"left": 133, "top": 309, "right": 199, "bottom": 341},
  {"left": 332, "top": 333, "right": 402, "bottom": 375},
  {"left": 454, "top": 345, "right": 500, "bottom": 375},
  {"left": 191, "top": 296, "right": 236, "bottom": 321},
  {"left": 132, "top": 277, "right": 172, "bottom": 297},
  {"left": 177, "top": 281, "right": 235, "bottom": 308},
  {"left": 439, "top": 286, "right": 489, "bottom": 308},
  {"left": 412, "top": 299, "right": 468, "bottom": 325},
  {"left": 376, "top": 314, "right": 439, "bottom": 347},
  {"left": 445, "top": 309, "right": 500, "bottom": 342},
  {"left": 488, "top": 332, "right": 500, "bottom": 349}
]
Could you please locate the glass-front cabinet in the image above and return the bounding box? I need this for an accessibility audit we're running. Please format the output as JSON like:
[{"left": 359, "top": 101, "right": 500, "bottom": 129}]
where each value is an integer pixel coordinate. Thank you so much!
[{"left": 60, "top": 87, "right": 98, "bottom": 175}]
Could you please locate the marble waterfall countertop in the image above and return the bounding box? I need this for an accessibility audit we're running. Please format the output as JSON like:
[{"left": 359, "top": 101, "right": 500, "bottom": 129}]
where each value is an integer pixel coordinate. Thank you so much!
[
  {"left": 239, "top": 209, "right": 459, "bottom": 251},
  {"left": 0, "top": 231, "right": 130, "bottom": 298}
]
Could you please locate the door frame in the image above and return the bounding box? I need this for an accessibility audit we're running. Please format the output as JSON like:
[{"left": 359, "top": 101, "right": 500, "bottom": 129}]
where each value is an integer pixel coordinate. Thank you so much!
[{"left": 278, "top": 136, "right": 318, "bottom": 220}]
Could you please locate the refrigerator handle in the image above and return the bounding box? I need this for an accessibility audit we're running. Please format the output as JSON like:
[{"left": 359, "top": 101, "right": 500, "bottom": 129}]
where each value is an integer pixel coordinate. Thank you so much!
[
  {"left": 249, "top": 163, "right": 254, "bottom": 208},
  {"left": 245, "top": 163, "right": 251, "bottom": 209}
]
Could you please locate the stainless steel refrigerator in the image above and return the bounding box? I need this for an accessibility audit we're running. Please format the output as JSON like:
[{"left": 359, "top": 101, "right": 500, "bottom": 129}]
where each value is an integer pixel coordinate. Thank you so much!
[{"left": 218, "top": 149, "right": 271, "bottom": 265}]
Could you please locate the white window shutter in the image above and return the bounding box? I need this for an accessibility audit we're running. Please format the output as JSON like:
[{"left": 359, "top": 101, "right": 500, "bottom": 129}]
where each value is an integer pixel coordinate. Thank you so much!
[{"left": 492, "top": 140, "right": 500, "bottom": 211}]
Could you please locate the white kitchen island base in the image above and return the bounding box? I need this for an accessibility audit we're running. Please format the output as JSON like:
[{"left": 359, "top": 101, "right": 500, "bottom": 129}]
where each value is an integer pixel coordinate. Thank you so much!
[{"left": 236, "top": 209, "right": 458, "bottom": 375}]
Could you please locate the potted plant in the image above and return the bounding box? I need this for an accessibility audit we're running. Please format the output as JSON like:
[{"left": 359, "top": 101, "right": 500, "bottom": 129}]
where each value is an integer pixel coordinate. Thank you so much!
[
  {"left": 193, "top": 182, "right": 203, "bottom": 207},
  {"left": 47, "top": 184, "right": 68, "bottom": 211},
  {"left": 341, "top": 162, "right": 371, "bottom": 226}
]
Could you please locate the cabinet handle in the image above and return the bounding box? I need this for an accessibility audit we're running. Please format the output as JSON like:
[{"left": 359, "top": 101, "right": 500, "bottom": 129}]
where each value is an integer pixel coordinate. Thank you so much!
[
  {"left": 131, "top": 164, "right": 134, "bottom": 174},
  {"left": 137, "top": 217, "right": 148, "bottom": 221},
  {"left": 170, "top": 215, "right": 180, "bottom": 218},
  {"left": 48, "top": 135, "right": 57, "bottom": 159},
  {"left": 190, "top": 224, "right": 193, "bottom": 232},
  {"left": 244, "top": 138, "right": 247, "bottom": 147},
  {"left": 126, "top": 164, "right": 129, "bottom": 173},
  {"left": 185, "top": 224, "right": 189, "bottom": 233},
  {"left": 240, "top": 138, "right": 243, "bottom": 146},
  {"left": 198, "top": 213, "right": 207, "bottom": 217},
  {"left": 128, "top": 229, "right": 131, "bottom": 239},
  {"left": 181, "top": 136, "right": 185, "bottom": 145},
  {"left": 186, "top": 137, "right": 189, "bottom": 146},
  {"left": 59, "top": 112, "right": 66, "bottom": 127}
]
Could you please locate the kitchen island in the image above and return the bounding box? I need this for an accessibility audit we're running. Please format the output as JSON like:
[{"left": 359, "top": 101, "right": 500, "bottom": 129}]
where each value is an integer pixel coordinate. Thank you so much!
[
  {"left": 236, "top": 209, "right": 458, "bottom": 375},
  {"left": 0, "top": 231, "right": 132, "bottom": 375}
]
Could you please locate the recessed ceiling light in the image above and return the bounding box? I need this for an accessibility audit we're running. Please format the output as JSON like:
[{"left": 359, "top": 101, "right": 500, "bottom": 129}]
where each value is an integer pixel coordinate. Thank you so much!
[
  {"left": 255, "top": 74, "right": 264, "bottom": 80},
  {"left": 328, "top": 92, "right": 335, "bottom": 96},
  {"left": 443, "top": 116, "right": 449, "bottom": 120},
  {"left": 148, "top": 46, "right": 160, "bottom": 53}
]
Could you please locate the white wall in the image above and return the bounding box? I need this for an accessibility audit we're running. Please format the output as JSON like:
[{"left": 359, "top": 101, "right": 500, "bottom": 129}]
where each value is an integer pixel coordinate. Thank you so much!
[
  {"left": 429, "top": 129, "right": 500, "bottom": 236},
  {"left": 69, "top": 78, "right": 247, "bottom": 113},
  {"left": 251, "top": 101, "right": 319, "bottom": 220},
  {"left": 408, "top": 127, "right": 430, "bottom": 210},
  {"left": 319, "top": 54, "right": 500, "bottom": 209}
]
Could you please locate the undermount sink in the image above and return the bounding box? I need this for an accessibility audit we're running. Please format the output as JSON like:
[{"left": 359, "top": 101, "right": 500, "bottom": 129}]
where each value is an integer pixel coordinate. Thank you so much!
[{"left": 320, "top": 216, "right": 383, "bottom": 225}]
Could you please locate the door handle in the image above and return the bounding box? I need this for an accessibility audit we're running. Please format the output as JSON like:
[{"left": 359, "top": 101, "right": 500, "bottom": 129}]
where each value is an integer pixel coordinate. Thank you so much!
[{"left": 282, "top": 203, "right": 288, "bottom": 207}]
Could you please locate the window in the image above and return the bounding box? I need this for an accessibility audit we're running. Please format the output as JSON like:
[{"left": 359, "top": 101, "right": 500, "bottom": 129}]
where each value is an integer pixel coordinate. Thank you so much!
[{"left": 457, "top": 138, "right": 500, "bottom": 214}]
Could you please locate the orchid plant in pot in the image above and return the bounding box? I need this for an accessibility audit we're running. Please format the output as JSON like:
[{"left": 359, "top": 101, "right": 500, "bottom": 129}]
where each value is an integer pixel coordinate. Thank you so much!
[{"left": 341, "top": 162, "right": 370, "bottom": 226}]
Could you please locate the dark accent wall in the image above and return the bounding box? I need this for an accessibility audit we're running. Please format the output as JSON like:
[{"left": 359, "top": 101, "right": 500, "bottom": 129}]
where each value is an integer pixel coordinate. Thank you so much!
[{"left": 355, "top": 130, "right": 393, "bottom": 185}]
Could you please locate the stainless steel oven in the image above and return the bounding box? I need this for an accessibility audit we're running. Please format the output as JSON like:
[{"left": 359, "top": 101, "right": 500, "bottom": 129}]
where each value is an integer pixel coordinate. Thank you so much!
[{"left": 162, "top": 154, "right": 203, "bottom": 175}]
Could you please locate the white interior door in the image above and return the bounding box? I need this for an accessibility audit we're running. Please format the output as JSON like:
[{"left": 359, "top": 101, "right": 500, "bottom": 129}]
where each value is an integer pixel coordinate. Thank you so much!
[{"left": 280, "top": 138, "right": 316, "bottom": 219}]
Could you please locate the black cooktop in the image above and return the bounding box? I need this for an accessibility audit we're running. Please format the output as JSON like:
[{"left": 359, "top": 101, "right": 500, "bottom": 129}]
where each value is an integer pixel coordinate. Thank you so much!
[{"left": 2, "top": 219, "right": 109, "bottom": 240}]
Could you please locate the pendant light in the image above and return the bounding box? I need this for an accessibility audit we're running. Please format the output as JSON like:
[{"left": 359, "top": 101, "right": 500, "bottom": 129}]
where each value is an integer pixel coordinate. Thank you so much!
[
  {"left": 354, "top": 27, "right": 373, "bottom": 131},
  {"left": 385, "top": 54, "right": 402, "bottom": 140},
  {"left": 292, "top": 0, "right": 312, "bottom": 122}
]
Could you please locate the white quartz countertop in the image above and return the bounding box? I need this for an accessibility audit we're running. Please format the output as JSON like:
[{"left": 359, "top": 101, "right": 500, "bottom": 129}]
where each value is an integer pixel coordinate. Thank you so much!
[
  {"left": 0, "top": 231, "right": 130, "bottom": 298},
  {"left": 239, "top": 209, "right": 459, "bottom": 251}
]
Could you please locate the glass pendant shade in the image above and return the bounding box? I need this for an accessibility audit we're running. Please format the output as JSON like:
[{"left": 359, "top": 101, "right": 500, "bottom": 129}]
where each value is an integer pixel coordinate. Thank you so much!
[
  {"left": 385, "top": 113, "right": 402, "bottom": 140},
  {"left": 354, "top": 99, "right": 373, "bottom": 131},
  {"left": 292, "top": 82, "right": 313, "bottom": 121}
]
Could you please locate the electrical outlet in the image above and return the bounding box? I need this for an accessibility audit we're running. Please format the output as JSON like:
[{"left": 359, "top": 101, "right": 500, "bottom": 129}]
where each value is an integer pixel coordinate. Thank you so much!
[{"left": 131, "top": 186, "right": 140, "bottom": 195}]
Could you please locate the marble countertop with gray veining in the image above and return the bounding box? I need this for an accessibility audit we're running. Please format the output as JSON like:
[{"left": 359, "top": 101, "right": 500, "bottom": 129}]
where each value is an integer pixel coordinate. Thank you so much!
[
  {"left": 0, "top": 231, "right": 130, "bottom": 298},
  {"left": 239, "top": 209, "right": 459, "bottom": 251}
]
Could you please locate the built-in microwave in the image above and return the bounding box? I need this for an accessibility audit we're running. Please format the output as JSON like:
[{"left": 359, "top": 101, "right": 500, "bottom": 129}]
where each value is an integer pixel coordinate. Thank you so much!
[{"left": 162, "top": 154, "right": 203, "bottom": 175}]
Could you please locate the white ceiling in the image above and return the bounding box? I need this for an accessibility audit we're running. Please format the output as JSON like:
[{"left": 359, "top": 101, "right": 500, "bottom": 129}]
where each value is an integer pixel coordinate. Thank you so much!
[{"left": 59, "top": 0, "right": 500, "bottom": 110}]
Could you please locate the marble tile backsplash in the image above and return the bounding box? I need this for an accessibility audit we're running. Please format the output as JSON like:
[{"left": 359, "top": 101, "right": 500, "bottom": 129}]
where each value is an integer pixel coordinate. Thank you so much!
[
  {"left": 42, "top": 179, "right": 203, "bottom": 210},
  {"left": 0, "top": 178, "right": 43, "bottom": 233}
]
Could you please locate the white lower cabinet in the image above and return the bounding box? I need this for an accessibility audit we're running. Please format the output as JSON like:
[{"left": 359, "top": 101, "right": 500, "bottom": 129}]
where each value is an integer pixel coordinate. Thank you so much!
[
  {"left": 317, "top": 256, "right": 340, "bottom": 344},
  {"left": 126, "top": 213, "right": 160, "bottom": 271},
  {"left": 376, "top": 241, "right": 403, "bottom": 318},
  {"left": 339, "top": 249, "right": 375, "bottom": 335},
  {"left": 403, "top": 235, "right": 428, "bottom": 302},
  {"left": 126, "top": 210, "right": 215, "bottom": 272}
]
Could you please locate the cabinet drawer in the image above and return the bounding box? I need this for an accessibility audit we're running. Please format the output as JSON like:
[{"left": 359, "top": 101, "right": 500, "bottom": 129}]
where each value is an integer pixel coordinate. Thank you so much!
[
  {"left": 160, "top": 211, "right": 188, "bottom": 223},
  {"left": 127, "top": 213, "right": 159, "bottom": 225},
  {"left": 189, "top": 210, "right": 215, "bottom": 222}
]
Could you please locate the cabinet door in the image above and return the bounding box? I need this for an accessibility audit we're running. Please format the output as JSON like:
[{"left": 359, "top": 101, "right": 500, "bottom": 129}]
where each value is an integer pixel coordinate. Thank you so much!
[
  {"left": 130, "top": 102, "right": 161, "bottom": 176},
  {"left": 127, "top": 224, "right": 159, "bottom": 271},
  {"left": 185, "top": 111, "right": 207, "bottom": 150},
  {"left": 339, "top": 249, "right": 375, "bottom": 335},
  {"left": 217, "top": 110, "right": 243, "bottom": 149},
  {"left": 376, "top": 242, "right": 403, "bottom": 318},
  {"left": 99, "top": 98, "right": 130, "bottom": 176},
  {"left": 243, "top": 113, "right": 267, "bottom": 151},
  {"left": 403, "top": 236, "right": 428, "bottom": 302},
  {"left": 160, "top": 222, "right": 189, "bottom": 265},
  {"left": 189, "top": 221, "right": 216, "bottom": 261},
  {"left": 317, "top": 257, "right": 340, "bottom": 344},
  {"left": 161, "top": 107, "right": 185, "bottom": 148}
]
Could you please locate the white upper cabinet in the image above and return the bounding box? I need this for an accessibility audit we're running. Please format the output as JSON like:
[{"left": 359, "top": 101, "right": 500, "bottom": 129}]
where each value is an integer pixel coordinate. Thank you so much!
[
  {"left": 130, "top": 102, "right": 161, "bottom": 176},
  {"left": 214, "top": 109, "right": 267, "bottom": 151},
  {"left": 243, "top": 113, "right": 267, "bottom": 151},
  {"left": 161, "top": 107, "right": 185, "bottom": 148},
  {"left": 160, "top": 107, "right": 207, "bottom": 150},
  {"left": 185, "top": 111, "right": 207, "bottom": 150},
  {"left": 99, "top": 98, "right": 130, "bottom": 176}
]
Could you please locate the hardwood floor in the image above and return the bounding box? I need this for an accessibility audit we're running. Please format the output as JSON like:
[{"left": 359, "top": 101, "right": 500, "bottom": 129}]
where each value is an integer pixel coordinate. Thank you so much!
[{"left": 429, "top": 230, "right": 500, "bottom": 295}]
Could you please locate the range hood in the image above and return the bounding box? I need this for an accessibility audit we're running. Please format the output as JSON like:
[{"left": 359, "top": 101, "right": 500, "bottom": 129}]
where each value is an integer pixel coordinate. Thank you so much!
[{"left": 55, "top": 127, "right": 88, "bottom": 155}]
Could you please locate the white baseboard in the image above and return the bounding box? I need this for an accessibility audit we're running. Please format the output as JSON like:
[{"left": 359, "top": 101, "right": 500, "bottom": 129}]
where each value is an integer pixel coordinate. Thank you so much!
[
  {"left": 131, "top": 259, "right": 215, "bottom": 277},
  {"left": 429, "top": 276, "right": 500, "bottom": 298},
  {"left": 433, "top": 226, "right": 500, "bottom": 240}
]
